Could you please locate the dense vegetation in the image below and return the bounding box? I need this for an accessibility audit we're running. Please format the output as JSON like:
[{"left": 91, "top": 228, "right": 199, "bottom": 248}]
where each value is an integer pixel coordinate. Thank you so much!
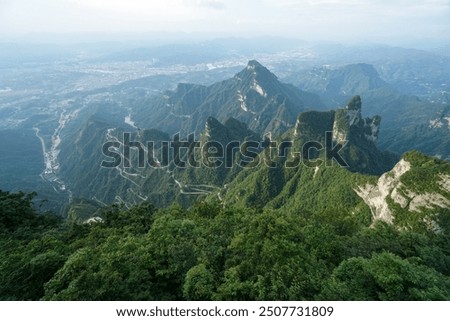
[{"left": 1, "top": 189, "right": 449, "bottom": 301}]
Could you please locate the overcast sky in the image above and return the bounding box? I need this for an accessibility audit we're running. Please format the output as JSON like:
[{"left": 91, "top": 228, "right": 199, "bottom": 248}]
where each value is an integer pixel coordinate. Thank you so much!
[{"left": 1, "top": 0, "right": 449, "bottom": 44}]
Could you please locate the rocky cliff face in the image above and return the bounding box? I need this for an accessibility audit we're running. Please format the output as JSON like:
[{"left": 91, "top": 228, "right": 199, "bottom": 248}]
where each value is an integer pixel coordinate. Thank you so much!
[
  {"left": 355, "top": 151, "right": 450, "bottom": 232},
  {"left": 332, "top": 95, "right": 380, "bottom": 145},
  {"left": 290, "top": 95, "right": 397, "bottom": 175},
  {"left": 355, "top": 159, "right": 411, "bottom": 224}
]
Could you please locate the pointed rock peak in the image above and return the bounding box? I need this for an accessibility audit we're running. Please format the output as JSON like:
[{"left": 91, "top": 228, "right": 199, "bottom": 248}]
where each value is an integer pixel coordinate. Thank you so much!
[
  {"left": 346, "top": 95, "right": 362, "bottom": 110},
  {"left": 205, "top": 116, "right": 225, "bottom": 134},
  {"left": 246, "top": 60, "right": 275, "bottom": 77},
  {"left": 236, "top": 60, "right": 278, "bottom": 81},
  {"left": 247, "top": 60, "right": 264, "bottom": 70},
  {"left": 333, "top": 96, "right": 382, "bottom": 144},
  {"left": 203, "top": 117, "right": 228, "bottom": 141},
  {"left": 234, "top": 60, "right": 279, "bottom": 98}
]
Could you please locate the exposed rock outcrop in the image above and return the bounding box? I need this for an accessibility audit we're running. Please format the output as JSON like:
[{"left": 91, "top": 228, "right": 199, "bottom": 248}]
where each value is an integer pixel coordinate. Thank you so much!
[
  {"left": 355, "top": 159, "right": 411, "bottom": 223},
  {"left": 332, "top": 95, "right": 380, "bottom": 145}
]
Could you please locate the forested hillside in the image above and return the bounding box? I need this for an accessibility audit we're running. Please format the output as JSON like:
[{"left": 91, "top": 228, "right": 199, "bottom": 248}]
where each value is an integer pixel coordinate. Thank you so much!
[{"left": 1, "top": 171, "right": 449, "bottom": 301}]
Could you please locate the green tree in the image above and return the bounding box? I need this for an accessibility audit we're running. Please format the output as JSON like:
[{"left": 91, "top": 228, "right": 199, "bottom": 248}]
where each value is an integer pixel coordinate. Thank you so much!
[
  {"left": 321, "top": 252, "right": 450, "bottom": 300},
  {"left": 183, "top": 264, "right": 215, "bottom": 300}
]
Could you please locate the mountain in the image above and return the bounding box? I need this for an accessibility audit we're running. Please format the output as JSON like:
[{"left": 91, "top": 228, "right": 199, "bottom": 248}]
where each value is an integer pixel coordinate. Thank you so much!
[
  {"left": 289, "top": 95, "right": 398, "bottom": 175},
  {"left": 56, "top": 113, "right": 263, "bottom": 210},
  {"left": 330, "top": 96, "right": 398, "bottom": 174},
  {"left": 57, "top": 117, "right": 178, "bottom": 209},
  {"left": 171, "top": 116, "right": 261, "bottom": 191},
  {"left": 219, "top": 149, "right": 448, "bottom": 234},
  {"left": 285, "top": 63, "right": 389, "bottom": 106},
  {"left": 135, "top": 60, "right": 325, "bottom": 136},
  {"left": 306, "top": 45, "right": 450, "bottom": 97},
  {"left": 355, "top": 151, "right": 450, "bottom": 232},
  {"left": 285, "top": 63, "right": 450, "bottom": 160},
  {"left": 216, "top": 96, "right": 399, "bottom": 212}
]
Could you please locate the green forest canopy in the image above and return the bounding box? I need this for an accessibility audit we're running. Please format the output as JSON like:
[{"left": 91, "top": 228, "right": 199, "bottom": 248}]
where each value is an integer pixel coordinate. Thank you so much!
[{"left": 1, "top": 190, "right": 449, "bottom": 301}]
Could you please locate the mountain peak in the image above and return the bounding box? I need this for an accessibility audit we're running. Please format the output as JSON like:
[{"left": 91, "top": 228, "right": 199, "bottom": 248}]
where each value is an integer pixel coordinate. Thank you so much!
[
  {"left": 233, "top": 60, "right": 280, "bottom": 102},
  {"left": 236, "top": 60, "right": 278, "bottom": 82},
  {"left": 204, "top": 116, "right": 226, "bottom": 140},
  {"left": 246, "top": 60, "right": 264, "bottom": 69},
  {"left": 346, "top": 95, "right": 362, "bottom": 110},
  {"left": 333, "top": 96, "right": 381, "bottom": 146}
]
